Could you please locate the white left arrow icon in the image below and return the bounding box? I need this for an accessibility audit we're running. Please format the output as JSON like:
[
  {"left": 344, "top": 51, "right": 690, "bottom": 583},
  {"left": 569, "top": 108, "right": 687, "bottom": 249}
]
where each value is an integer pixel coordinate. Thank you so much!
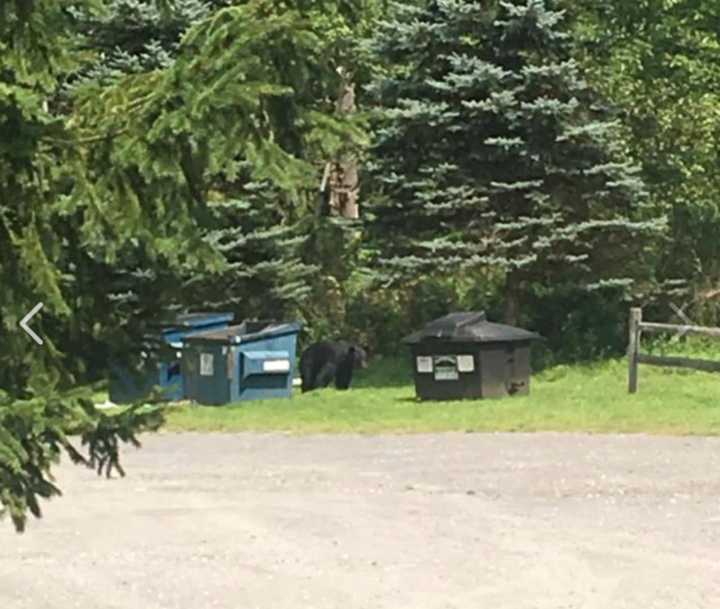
[{"left": 20, "top": 302, "right": 44, "bottom": 345}]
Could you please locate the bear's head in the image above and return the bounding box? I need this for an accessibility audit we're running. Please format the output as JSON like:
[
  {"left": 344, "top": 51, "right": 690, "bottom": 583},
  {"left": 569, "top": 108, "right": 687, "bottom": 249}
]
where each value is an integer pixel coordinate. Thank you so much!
[{"left": 349, "top": 345, "right": 368, "bottom": 369}]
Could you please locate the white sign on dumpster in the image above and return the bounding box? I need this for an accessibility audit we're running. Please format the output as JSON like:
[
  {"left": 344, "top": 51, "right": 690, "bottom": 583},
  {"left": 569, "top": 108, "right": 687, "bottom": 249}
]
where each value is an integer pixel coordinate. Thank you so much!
[
  {"left": 457, "top": 354, "right": 475, "bottom": 373},
  {"left": 200, "top": 353, "right": 214, "bottom": 376},
  {"left": 434, "top": 355, "right": 459, "bottom": 381},
  {"left": 263, "top": 359, "right": 290, "bottom": 373},
  {"left": 416, "top": 356, "right": 433, "bottom": 373}
]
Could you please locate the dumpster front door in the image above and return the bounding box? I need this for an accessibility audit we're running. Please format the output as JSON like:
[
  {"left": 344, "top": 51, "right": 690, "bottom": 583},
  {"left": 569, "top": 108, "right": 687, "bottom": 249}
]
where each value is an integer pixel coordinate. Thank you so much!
[
  {"left": 187, "top": 345, "right": 232, "bottom": 405},
  {"left": 238, "top": 350, "right": 293, "bottom": 400}
]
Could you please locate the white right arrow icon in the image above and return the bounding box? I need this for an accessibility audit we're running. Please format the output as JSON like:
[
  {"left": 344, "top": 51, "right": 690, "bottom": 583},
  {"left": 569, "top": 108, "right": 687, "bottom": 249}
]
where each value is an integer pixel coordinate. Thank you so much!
[{"left": 20, "top": 302, "right": 44, "bottom": 345}]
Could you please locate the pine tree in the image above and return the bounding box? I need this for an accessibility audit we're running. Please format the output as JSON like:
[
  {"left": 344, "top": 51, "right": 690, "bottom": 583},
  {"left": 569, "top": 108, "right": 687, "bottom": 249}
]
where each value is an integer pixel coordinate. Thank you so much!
[
  {"left": 70, "top": 0, "right": 226, "bottom": 86},
  {"left": 0, "top": 0, "right": 165, "bottom": 533},
  {"left": 1, "top": 0, "right": 367, "bottom": 531},
  {"left": 67, "top": 0, "right": 369, "bottom": 334},
  {"left": 64, "top": 0, "right": 316, "bottom": 334},
  {"left": 365, "top": 0, "right": 665, "bottom": 324}
]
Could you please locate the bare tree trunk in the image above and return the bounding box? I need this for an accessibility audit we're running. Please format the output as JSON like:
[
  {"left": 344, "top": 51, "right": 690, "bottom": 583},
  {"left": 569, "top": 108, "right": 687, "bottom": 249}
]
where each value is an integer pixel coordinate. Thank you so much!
[{"left": 322, "top": 69, "right": 359, "bottom": 219}]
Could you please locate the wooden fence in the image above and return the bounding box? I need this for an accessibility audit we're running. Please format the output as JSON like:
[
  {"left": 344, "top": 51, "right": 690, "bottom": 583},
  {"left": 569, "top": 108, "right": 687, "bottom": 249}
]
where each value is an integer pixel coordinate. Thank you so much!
[{"left": 627, "top": 307, "right": 720, "bottom": 393}]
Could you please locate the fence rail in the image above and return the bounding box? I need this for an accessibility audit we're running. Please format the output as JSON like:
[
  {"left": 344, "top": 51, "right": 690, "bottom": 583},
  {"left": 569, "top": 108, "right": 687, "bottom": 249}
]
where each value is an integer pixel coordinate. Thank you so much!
[
  {"left": 639, "top": 322, "right": 720, "bottom": 339},
  {"left": 627, "top": 307, "right": 720, "bottom": 393}
]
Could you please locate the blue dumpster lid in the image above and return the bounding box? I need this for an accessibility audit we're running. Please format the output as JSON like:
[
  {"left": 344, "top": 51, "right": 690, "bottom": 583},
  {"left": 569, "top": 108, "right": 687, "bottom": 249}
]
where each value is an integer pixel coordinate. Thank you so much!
[
  {"left": 185, "top": 320, "right": 302, "bottom": 345},
  {"left": 402, "top": 311, "right": 541, "bottom": 344}
]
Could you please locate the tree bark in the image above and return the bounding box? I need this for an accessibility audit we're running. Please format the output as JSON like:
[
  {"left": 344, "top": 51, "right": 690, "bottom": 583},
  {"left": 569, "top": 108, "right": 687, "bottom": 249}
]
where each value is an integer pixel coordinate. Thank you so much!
[{"left": 322, "top": 69, "right": 359, "bottom": 219}]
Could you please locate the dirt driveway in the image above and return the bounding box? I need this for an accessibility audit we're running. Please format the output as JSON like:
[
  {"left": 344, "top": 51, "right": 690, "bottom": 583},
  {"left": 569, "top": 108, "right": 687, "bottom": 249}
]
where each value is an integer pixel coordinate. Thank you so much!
[{"left": 1, "top": 432, "right": 719, "bottom": 609}]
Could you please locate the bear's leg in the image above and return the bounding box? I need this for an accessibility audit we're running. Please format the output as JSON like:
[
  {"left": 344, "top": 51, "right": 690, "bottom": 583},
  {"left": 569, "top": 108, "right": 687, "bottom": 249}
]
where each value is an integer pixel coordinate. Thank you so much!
[
  {"left": 314, "top": 362, "right": 337, "bottom": 389},
  {"left": 334, "top": 353, "right": 354, "bottom": 390},
  {"left": 300, "top": 359, "right": 315, "bottom": 392}
]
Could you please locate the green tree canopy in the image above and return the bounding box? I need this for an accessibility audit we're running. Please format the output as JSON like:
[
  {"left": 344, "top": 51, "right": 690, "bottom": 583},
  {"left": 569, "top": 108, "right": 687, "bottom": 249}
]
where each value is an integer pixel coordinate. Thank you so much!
[
  {"left": 364, "top": 0, "right": 664, "bottom": 323},
  {"left": 1, "top": 0, "right": 367, "bottom": 531},
  {"left": 572, "top": 0, "right": 720, "bottom": 314}
]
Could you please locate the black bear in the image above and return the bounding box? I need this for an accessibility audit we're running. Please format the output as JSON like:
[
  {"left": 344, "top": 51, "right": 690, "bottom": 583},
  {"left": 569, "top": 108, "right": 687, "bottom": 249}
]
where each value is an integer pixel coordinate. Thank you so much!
[{"left": 300, "top": 341, "right": 368, "bottom": 392}]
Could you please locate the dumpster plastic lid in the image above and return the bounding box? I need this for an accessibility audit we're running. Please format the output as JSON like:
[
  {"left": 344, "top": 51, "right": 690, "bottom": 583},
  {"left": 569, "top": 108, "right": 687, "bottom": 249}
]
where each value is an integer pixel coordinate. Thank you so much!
[
  {"left": 186, "top": 321, "right": 302, "bottom": 345},
  {"left": 402, "top": 311, "right": 541, "bottom": 344}
]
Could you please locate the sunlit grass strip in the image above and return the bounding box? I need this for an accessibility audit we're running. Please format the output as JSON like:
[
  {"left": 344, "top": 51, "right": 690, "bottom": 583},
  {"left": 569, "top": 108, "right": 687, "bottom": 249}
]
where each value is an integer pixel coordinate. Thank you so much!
[{"left": 160, "top": 357, "right": 720, "bottom": 436}]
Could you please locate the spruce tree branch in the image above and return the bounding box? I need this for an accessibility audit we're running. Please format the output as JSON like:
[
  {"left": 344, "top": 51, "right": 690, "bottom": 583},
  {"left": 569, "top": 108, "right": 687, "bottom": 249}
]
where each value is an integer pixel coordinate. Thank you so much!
[{"left": 41, "top": 129, "right": 129, "bottom": 146}]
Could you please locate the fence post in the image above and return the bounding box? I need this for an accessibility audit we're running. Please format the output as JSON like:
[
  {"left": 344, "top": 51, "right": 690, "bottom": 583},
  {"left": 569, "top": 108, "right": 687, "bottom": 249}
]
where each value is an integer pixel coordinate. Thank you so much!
[{"left": 628, "top": 307, "right": 642, "bottom": 394}]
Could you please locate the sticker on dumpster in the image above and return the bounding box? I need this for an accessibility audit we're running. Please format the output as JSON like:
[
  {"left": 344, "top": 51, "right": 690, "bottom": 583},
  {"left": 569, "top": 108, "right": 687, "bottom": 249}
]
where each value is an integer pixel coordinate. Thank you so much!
[
  {"left": 263, "top": 359, "right": 290, "bottom": 373},
  {"left": 457, "top": 354, "right": 475, "bottom": 373},
  {"left": 416, "top": 356, "right": 433, "bottom": 373},
  {"left": 433, "top": 355, "right": 458, "bottom": 381},
  {"left": 200, "top": 353, "right": 214, "bottom": 376}
]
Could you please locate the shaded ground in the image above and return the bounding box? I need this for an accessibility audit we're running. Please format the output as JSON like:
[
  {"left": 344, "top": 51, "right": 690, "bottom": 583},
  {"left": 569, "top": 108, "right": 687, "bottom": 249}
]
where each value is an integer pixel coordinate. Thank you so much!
[{"left": 2, "top": 432, "right": 719, "bottom": 608}]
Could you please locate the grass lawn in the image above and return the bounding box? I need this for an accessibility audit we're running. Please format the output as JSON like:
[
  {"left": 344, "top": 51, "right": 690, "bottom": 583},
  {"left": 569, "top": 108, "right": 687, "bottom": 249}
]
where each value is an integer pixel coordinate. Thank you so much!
[{"left": 158, "top": 354, "right": 720, "bottom": 435}]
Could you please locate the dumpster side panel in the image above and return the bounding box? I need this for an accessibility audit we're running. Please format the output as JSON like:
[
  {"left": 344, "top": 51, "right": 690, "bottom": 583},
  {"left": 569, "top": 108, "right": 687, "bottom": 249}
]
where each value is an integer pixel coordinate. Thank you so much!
[
  {"left": 508, "top": 343, "right": 531, "bottom": 395},
  {"left": 109, "top": 364, "right": 161, "bottom": 404},
  {"left": 109, "top": 349, "right": 182, "bottom": 404},
  {"left": 158, "top": 360, "right": 184, "bottom": 401},
  {"left": 478, "top": 345, "right": 510, "bottom": 399}
]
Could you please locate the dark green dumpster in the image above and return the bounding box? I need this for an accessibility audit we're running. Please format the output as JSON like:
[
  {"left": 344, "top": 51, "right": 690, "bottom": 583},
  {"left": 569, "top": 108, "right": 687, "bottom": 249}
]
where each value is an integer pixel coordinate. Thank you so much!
[
  {"left": 182, "top": 320, "right": 302, "bottom": 405},
  {"left": 402, "top": 312, "right": 541, "bottom": 401}
]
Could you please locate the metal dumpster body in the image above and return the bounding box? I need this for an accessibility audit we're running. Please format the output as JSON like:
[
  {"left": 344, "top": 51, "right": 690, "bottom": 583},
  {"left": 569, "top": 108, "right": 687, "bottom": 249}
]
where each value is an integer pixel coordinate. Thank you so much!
[
  {"left": 109, "top": 312, "right": 234, "bottom": 403},
  {"left": 182, "top": 321, "right": 302, "bottom": 405},
  {"left": 403, "top": 312, "right": 541, "bottom": 401}
]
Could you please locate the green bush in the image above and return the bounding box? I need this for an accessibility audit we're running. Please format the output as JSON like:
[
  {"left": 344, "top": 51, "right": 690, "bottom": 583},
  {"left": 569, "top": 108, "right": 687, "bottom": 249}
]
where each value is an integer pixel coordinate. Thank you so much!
[{"left": 523, "top": 286, "right": 629, "bottom": 366}]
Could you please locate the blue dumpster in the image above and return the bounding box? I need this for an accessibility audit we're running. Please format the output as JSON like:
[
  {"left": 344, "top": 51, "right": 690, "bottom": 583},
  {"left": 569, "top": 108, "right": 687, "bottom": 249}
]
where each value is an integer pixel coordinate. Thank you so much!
[
  {"left": 109, "top": 312, "right": 234, "bottom": 403},
  {"left": 182, "top": 320, "right": 302, "bottom": 405}
]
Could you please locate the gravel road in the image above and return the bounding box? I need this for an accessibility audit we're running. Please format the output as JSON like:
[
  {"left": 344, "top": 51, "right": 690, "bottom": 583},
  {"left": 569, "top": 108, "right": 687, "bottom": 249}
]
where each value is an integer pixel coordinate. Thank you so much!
[{"left": 2, "top": 432, "right": 719, "bottom": 609}]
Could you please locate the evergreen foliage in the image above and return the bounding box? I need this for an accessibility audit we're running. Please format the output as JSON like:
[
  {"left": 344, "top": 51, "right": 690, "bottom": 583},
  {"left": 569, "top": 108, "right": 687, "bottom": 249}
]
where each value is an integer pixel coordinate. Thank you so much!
[
  {"left": 365, "top": 0, "right": 665, "bottom": 322},
  {"left": 0, "top": 0, "right": 166, "bottom": 533},
  {"left": 68, "top": 0, "right": 368, "bottom": 334},
  {"left": 1, "top": 0, "right": 367, "bottom": 531},
  {"left": 72, "top": 0, "right": 222, "bottom": 84},
  {"left": 2, "top": 0, "right": 717, "bottom": 533},
  {"left": 572, "top": 0, "right": 720, "bottom": 320}
]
